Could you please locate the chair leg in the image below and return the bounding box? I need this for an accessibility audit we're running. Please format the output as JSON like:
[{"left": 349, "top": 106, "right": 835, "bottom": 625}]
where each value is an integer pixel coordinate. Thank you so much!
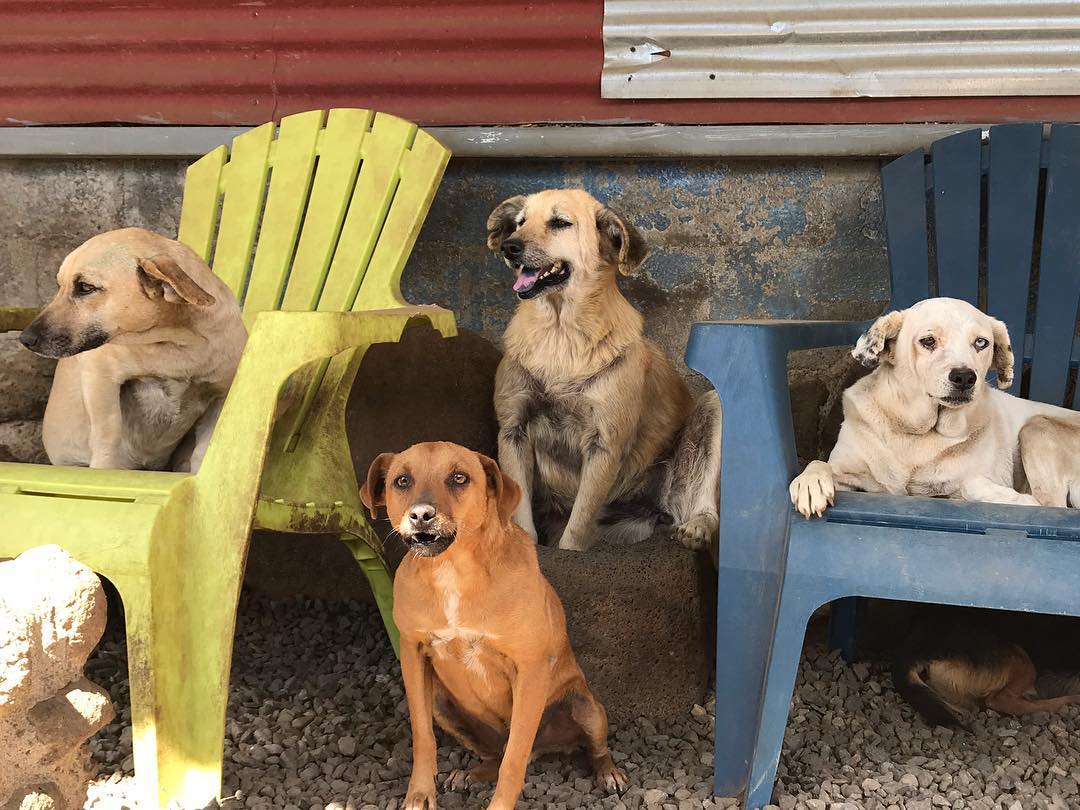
[
  {"left": 744, "top": 588, "right": 819, "bottom": 810},
  {"left": 828, "top": 597, "right": 860, "bottom": 662},
  {"left": 112, "top": 570, "right": 233, "bottom": 809},
  {"left": 341, "top": 533, "right": 401, "bottom": 656}
]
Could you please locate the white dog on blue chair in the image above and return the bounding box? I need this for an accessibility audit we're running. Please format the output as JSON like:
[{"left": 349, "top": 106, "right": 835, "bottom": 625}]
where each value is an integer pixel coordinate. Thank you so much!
[{"left": 791, "top": 297, "right": 1080, "bottom": 517}]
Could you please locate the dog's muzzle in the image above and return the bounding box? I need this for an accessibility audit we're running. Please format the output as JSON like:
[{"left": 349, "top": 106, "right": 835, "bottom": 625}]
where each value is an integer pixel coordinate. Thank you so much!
[
  {"left": 402, "top": 502, "right": 457, "bottom": 556},
  {"left": 19, "top": 321, "right": 108, "bottom": 358}
]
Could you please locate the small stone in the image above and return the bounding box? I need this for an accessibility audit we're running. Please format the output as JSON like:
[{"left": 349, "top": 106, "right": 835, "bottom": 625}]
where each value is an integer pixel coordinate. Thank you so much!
[
  {"left": 643, "top": 788, "right": 668, "bottom": 805},
  {"left": 338, "top": 736, "right": 356, "bottom": 756}
]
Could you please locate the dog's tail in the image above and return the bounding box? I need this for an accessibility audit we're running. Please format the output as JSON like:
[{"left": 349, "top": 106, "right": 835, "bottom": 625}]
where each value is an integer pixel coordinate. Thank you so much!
[
  {"left": 594, "top": 501, "right": 666, "bottom": 546},
  {"left": 892, "top": 655, "right": 968, "bottom": 729}
]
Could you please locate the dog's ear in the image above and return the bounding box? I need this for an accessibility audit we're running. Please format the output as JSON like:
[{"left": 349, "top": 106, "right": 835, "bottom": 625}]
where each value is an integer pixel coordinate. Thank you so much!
[
  {"left": 990, "top": 316, "right": 1015, "bottom": 390},
  {"left": 137, "top": 255, "right": 216, "bottom": 306},
  {"left": 477, "top": 453, "right": 521, "bottom": 526},
  {"left": 853, "top": 310, "right": 905, "bottom": 368},
  {"left": 596, "top": 206, "right": 649, "bottom": 275},
  {"left": 486, "top": 195, "right": 526, "bottom": 252},
  {"left": 359, "top": 452, "right": 395, "bottom": 520}
]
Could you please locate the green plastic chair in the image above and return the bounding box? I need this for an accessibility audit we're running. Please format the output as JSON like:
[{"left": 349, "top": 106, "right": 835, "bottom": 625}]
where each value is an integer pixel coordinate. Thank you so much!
[{"left": 0, "top": 108, "right": 455, "bottom": 808}]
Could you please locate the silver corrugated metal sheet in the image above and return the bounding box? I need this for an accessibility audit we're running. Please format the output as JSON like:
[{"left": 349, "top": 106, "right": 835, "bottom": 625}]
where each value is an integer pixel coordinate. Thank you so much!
[{"left": 602, "top": 0, "right": 1080, "bottom": 98}]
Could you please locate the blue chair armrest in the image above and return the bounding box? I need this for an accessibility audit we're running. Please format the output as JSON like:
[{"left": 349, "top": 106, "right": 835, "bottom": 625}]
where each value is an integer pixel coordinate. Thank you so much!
[{"left": 686, "top": 318, "right": 868, "bottom": 509}]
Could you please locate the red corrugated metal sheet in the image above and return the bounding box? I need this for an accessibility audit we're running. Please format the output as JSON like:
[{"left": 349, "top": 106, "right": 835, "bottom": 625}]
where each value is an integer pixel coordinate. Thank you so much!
[{"left": 1, "top": 0, "right": 1078, "bottom": 126}]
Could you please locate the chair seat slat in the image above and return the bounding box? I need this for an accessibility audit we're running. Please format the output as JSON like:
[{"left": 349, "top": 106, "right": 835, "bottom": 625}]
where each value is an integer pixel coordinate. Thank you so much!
[
  {"left": 317, "top": 113, "right": 414, "bottom": 312},
  {"left": 986, "top": 123, "right": 1043, "bottom": 394},
  {"left": 280, "top": 108, "right": 372, "bottom": 312},
  {"left": 881, "top": 149, "right": 930, "bottom": 309},
  {"left": 212, "top": 123, "right": 274, "bottom": 299},
  {"left": 178, "top": 146, "right": 227, "bottom": 264},
  {"left": 354, "top": 130, "right": 452, "bottom": 312},
  {"left": 241, "top": 110, "right": 323, "bottom": 324},
  {"left": 931, "top": 129, "right": 982, "bottom": 305},
  {"left": 1029, "top": 124, "right": 1080, "bottom": 406}
]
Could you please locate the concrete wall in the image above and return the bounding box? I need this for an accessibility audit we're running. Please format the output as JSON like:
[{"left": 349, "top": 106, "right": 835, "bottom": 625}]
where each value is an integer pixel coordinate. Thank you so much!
[{"left": 0, "top": 156, "right": 890, "bottom": 585}]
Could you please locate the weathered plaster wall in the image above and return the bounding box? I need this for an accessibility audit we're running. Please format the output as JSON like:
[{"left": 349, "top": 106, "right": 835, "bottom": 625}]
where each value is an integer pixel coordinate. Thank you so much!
[
  {"left": 0, "top": 156, "right": 889, "bottom": 590},
  {"left": 408, "top": 159, "right": 889, "bottom": 383}
]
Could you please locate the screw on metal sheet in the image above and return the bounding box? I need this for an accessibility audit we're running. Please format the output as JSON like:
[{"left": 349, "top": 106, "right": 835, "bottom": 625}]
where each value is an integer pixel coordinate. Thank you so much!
[
  {"left": 709, "top": 73, "right": 716, "bottom": 80},
  {"left": 630, "top": 46, "right": 636, "bottom": 52}
]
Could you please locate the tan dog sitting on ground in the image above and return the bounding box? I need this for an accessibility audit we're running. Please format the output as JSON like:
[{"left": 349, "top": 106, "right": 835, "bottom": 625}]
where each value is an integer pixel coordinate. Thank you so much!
[
  {"left": 487, "top": 189, "right": 721, "bottom": 553},
  {"left": 19, "top": 228, "right": 246, "bottom": 472},
  {"left": 360, "top": 442, "right": 625, "bottom": 810}
]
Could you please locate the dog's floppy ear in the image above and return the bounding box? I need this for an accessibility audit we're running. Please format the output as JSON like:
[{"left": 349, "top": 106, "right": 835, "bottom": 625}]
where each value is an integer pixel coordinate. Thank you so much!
[
  {"left": 359, "top": 452, "right": 395, "bottom": 520},
  {"left": 477, "top": 453, "right": 521, "bottom": 526},
  {"left": 990, "top": 316, "right": 1015, "bottom": 390},
  {"left": 596, "top": 206, "right": 649, "bottom": 275},
  {"left": 486, "top": 195, "right": 526, "bottom": 251},
  {"left": 853, "top": 310, "right": 905, "bottom": 368},
  {"left": 137, "top": 255, "right": 216, "bottom": 306}
]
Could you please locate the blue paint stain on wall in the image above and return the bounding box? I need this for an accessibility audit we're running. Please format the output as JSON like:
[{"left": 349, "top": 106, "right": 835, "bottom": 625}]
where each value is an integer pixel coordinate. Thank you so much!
[
  {"left": 765, "top": 199, "right": 807, "bottom": 238},
  {"left": 581, "top": 166, "right": 625, "bottom": 200},
  {"left": 635, "top": 163, "right": 728, "bottom": 198},
  {"left": 634, "top": 210, "right": 671, "bottom": 232},
  {"left": 646, "top": 251, "right": 703, "bottom": 291}
]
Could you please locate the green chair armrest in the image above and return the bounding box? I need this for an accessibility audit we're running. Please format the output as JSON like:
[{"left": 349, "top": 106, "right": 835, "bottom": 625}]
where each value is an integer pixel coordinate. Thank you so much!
[{"left": 194, "top": 305, "right": 455, "bottom": 493}]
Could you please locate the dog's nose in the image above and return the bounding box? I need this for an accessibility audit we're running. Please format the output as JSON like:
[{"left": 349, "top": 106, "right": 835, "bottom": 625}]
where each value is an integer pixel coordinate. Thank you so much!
[
  {"left": 501, "top": 238, "right": 524, "bottom": 260},
  {"left": 408, "top": 503, "right": 437, "bottom": 528},
  {"left": 948, "top": 366, "right": 978, "bottom": 390},
  {"left": 18, "top": 325, "right": 40, "bottom": 351}
]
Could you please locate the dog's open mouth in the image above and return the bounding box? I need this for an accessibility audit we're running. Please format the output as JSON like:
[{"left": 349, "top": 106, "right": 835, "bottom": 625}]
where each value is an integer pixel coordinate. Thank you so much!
[
  {"left": 512, "top": 260, "right": 571, "bottom": 300},
  {"left": 405, "top": 530, "right": 457, "bottom": 557}
]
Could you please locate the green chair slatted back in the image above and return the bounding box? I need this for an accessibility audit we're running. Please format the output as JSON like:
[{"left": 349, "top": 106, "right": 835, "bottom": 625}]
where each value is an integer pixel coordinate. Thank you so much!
[
  {"left": 177, "top": 108, "right": 451, "bottom": 449},
  {"left": 179, "top": 107, "right": 449, "bottom": 319}
]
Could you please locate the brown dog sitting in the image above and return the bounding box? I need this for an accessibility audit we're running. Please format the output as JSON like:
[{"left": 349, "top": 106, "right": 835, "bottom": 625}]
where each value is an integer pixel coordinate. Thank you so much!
[{"left": 360, "top": 441, "right": 625, "bottom": 810}]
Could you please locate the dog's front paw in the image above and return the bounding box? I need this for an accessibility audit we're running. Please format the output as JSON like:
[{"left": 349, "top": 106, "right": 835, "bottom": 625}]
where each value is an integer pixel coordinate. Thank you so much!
[
  {"left": 674, "top": 513, "right": 717, "bottom": 550},
  {"left": 557, "top": 530, "right": 590, "bottom": 552},
  {"left": 89, "top": 451, "right": 124, "bottom": 469},
  {"left": 404, "top": 780, "right": 437, "bottom": 810},
  {"left": 789, "top": 460, "right": 835, "bottom": 519},
  {"left": 593, "top": 754, "right": 627, "bottom": 793}
]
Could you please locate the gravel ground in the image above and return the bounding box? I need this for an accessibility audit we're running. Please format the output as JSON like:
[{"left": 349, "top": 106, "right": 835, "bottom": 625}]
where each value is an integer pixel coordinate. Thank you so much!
[{"left": 84, "top": 593, "right": 1080, "bottom": 810}]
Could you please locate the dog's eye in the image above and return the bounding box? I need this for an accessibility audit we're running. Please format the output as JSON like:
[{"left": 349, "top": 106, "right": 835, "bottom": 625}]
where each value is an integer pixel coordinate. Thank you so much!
[
  {"left": 973, "top": 337, "right": 989, "bottom": 351},
  {"left": 919, "top": 336, "right": 936, "bottom": 350},
  {"left": 73, "top": 281, "right": 99, "bottom": 298},
  {"left": 549, "top": 218, "right": 572, "bottom": 230},
  {"left": 448, "top": 472, "right": 469, "bottom": 486},
  {"left": 393, "top": 474, "right": 412, "bottom": 489}
]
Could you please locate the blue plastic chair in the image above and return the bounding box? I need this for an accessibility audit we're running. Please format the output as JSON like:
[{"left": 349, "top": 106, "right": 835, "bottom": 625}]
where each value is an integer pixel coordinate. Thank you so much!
[{"left": 685, "top": 122, "right": 1080, "bottom": 810}]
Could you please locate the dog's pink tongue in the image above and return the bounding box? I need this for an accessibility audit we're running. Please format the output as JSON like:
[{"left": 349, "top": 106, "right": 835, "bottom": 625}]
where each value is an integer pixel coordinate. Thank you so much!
[{"left": 513, "top": 269, "right": 538, "bottom": 292}]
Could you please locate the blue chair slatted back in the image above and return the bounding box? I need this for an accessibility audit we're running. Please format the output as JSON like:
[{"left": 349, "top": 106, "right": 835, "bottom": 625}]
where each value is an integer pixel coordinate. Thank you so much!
[{"left": 881, "top": 123, "right": 1080, "bottom": 408}]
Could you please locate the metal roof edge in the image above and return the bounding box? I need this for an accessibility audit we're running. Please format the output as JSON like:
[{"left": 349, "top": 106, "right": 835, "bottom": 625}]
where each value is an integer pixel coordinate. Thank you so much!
[{"left": 0, "top": 123, "right": 1067, "bottom": 160}]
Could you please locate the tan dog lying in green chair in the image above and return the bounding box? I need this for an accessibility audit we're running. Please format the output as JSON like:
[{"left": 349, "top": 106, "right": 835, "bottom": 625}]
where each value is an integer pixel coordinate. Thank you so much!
[{"left": 20, "top": 228, "right": 246, "bottom": 472}]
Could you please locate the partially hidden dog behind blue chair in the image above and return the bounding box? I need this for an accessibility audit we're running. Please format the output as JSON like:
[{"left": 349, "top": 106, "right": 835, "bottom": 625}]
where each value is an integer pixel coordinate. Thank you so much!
[{"left": 685, "top": 122, "right": 1080, "bottom": 809}]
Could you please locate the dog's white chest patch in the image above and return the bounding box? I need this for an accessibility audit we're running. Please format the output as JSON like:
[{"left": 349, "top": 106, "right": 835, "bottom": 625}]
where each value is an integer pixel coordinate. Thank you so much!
[
  {"left": 428, "top": 563, "right": 494, "bottom": 677},
  {"left": 433, "top": 562, "right": 460, "bottom": 627}
]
